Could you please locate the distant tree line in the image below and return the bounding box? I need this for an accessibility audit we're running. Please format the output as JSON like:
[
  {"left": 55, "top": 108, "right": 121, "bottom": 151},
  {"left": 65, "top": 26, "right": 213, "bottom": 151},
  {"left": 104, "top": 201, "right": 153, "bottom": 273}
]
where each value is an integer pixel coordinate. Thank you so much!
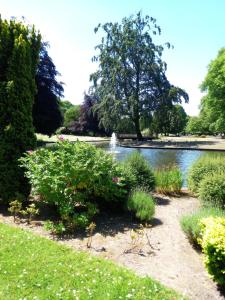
[{"left": 185, "top": 48, "right": 225, "bottom": 136}]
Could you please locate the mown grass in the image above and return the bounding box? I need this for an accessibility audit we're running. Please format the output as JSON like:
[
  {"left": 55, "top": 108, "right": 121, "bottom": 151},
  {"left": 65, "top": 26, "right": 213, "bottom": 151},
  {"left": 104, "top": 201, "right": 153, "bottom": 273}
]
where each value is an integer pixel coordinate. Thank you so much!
[
  {"left": 155, "top": 167, "right": 183, "bottom": 195},
  {"left": 0, "top": 223, "right": 186, "bottom": 300}
]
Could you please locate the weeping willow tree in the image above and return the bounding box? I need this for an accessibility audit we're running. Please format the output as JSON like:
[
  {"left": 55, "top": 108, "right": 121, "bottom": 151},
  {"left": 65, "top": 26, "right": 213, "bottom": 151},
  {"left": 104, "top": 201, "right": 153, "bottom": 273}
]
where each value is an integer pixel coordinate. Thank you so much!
[
  {"left": 0, "top": 17, "right": 41, "bottom": 202},
  {"left": 90, "top": 12, "right": 188, "bottom": 140}
]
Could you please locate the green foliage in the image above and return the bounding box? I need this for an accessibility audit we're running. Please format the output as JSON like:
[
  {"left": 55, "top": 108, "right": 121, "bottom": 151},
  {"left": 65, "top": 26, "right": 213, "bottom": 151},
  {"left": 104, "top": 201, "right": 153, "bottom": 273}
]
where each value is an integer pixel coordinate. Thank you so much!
[
  {"left": 155, "top": 167, "right": 182, "bottom": 194},
  {"left": 185, "top": 116, "right": 209, "bottom": 135},
  {"left": 198, "top": 173, "right": 225, "bottom": 208},
  {"left": 20, "top": 203, "right": 39, "bottom": 224},
  {"left": 8, "top": 200, "right": 22, "bottom": 222},
  {"left": 152, "top": 104, "right": 188, "bottom": 135},
  {"left": 199, "top": 217, "right": 225, "bottom": 286},
  {"left": 0, "top": 223, "right": 182, "bottom": 299},
  {"left": 187, "top": 155, "right": 225, "bottom": 194},
  {"left": 200, "top": 48, "right": 225, "bottom": 134},
  {"left": 128, "top": 189, "right": 155, "bottom": 222},
  {"left": 0, "top": 17, "right": 41, "bottom": 202},
  {"left": 121, "top": 151, "right": 155, "bottom": 191},
  {"left": 90, "top": 12, "right": 188, "bottom": 139},
  {"left": 60, "top": 100, "right": 74, "bottom": 115},
  {"left": 180, "top": 207, "right": 225, "bottom": 245},
  {"left": 19, "top": 140, "right": 128, "bottom": 230},
  {"left": 44, "top": 220, "right": 66, "bottom": 236},
  {"left": 64, "top": 105, "right": 80, "bottom": 127}
]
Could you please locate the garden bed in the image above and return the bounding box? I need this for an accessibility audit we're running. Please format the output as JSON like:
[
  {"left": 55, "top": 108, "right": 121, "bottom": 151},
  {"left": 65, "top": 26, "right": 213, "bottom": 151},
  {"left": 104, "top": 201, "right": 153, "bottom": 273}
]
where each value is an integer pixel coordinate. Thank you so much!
[{"left": 1, "top": 194, "right": 224, "bottom": 300}]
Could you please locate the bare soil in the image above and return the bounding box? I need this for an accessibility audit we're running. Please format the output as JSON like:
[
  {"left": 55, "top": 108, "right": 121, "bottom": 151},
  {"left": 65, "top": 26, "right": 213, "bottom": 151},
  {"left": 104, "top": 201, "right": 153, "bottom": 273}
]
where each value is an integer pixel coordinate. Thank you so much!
[{"left": 1, "top": 194, "right": 224, "bottom": 300}]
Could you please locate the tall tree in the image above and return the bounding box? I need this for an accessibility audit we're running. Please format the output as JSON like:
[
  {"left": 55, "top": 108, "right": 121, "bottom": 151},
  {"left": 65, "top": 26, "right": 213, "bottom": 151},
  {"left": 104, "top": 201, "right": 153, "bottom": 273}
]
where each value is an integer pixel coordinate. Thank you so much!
[
  {"left": 0, "top": 17, "right": 41, "bottom": 202},
  {"left": 200, "top": 48, "right": 225, "bottom": 134},
  {"left": 90, "top": 12, "right": 188, "bottom": 140},
  {"left": 33, "top": 42, "right": 64, "bottom": 136}
]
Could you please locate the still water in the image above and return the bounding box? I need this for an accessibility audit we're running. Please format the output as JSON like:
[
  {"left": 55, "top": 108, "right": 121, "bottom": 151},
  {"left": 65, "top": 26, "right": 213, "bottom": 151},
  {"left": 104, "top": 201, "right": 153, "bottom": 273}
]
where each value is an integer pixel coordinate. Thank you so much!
[{"left": 99, "top": 144, "right": 225, "bottom": 186}]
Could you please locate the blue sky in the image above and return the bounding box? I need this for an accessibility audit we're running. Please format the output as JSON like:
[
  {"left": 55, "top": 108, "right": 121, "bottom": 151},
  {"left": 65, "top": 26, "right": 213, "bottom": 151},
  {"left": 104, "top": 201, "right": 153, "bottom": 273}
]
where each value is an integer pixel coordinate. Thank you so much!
[{"left": 1, "top": 0, "right": 225, "bottom": 115}]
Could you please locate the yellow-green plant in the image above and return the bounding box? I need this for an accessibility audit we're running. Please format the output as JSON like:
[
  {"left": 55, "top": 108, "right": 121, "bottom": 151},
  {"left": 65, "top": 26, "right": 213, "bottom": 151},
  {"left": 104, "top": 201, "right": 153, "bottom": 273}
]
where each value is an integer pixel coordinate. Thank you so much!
[
  {"left": 180, "top": 207, "right": 225, "bottom": 246},
  {"left": 199, "top": 217, "right": 225, "bottom": 286},
  {"left": 21, "top": 203, "right": 39, "bottom": 224},
  {"left": 86, "top": 222, "right": 96, "bottom": 248},
  {"left": 8, "top": 200, "right": 22, "bottom": 222}
]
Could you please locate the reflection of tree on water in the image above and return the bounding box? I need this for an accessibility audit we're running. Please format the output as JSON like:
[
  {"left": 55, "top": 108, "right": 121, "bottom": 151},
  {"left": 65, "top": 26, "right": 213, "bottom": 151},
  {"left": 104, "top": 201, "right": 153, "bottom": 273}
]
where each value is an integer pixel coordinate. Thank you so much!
[{"left": 142, "top": 150, "right": 179, "bottom": 170}]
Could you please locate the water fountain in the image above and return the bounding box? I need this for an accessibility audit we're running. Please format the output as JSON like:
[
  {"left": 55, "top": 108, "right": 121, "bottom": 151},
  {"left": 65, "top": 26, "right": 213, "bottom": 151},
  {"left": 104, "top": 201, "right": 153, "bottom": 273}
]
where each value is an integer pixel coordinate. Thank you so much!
[{"left": 109, "top": 132, "right": 118, "bottom": 155}]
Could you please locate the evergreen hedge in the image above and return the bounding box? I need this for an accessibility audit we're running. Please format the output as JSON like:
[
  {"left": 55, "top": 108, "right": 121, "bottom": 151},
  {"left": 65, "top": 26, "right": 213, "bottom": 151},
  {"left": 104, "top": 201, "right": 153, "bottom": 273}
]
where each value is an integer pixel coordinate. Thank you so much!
[{"left": 0, "top": 17, "right": 41, "bottom": 202}]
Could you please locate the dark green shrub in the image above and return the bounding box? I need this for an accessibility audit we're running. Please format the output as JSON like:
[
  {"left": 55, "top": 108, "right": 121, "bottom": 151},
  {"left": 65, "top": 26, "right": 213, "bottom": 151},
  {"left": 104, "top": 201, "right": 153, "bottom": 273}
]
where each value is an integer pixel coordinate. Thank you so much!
[
  {"left": 198, "top": 173, "right": 225, "bottom": 209},
  {"left": 199, "top": 217, "right": 225, "bottom": 286},
  {"left": 155, "top": 167, "right": 182, "bottom": 194},
  {"left": 121, "top": 151, "right": 155, "bottom": 191},
  {"left": 0, "top": 17, "right": 41, "bottom": 202},
  {"left": 20, "top": 140, "right": 128, "bottom": 230},
  {"left": 187, "top": 155, "right": 225, "bottom": 194},
  {"left": 127, "top": 189, "right": 155, "bottom": 222},
  {"left": 180, "top": 207, "right": 225, "bottom": 245}
]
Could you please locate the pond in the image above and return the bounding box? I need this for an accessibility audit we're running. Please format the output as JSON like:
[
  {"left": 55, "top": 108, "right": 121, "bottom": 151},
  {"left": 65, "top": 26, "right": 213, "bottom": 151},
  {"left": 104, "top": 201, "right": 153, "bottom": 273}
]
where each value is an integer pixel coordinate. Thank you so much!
[{"left": 99, "top": 144, "right": 225, "bottom": 187}]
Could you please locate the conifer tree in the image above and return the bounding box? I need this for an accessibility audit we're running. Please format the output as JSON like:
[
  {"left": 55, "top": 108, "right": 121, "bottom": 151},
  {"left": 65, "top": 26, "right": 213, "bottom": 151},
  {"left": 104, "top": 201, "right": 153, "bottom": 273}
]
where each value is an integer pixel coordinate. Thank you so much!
[{"left": 0, "top": 17, "right": 41, "bottom": 202}]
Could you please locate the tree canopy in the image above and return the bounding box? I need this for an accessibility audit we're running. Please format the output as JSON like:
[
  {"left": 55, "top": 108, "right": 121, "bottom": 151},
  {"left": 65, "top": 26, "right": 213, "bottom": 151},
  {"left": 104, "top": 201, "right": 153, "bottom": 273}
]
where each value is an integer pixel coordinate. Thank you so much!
[
  {"left": 60, "top": 100, "right": 74, "bottom": 115},
  {"left": 152, "top": 104, "right": 188, "bottom": 135},
  {"left": 90, "top": 12, "right": 188, "bottom": 139},
  {"left": 64, "top": 105, "right": 80, "bottom": 127},
  {"left": 200, "top": 48, "right": 225, "bottom": 134},
  {"left": 66, "top": 94, "right": 106, "bottom": 136},
  {"left": 33, "top": 42, "right": 64, "bottom": 136}
]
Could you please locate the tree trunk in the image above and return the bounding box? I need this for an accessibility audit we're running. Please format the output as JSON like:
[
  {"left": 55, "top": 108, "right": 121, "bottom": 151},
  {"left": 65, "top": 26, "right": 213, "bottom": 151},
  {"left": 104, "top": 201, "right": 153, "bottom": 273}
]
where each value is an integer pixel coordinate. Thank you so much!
[{"left": 134, "top": 118, "right": 143, "bottom": 141}]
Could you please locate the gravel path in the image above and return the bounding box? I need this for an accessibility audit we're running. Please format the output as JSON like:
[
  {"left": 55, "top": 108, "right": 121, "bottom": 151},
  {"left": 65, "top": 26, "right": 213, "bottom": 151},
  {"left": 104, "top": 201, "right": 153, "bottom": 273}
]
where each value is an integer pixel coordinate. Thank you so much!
[{"left": 1, "top": 195, "right": 224, "bottom": 300}]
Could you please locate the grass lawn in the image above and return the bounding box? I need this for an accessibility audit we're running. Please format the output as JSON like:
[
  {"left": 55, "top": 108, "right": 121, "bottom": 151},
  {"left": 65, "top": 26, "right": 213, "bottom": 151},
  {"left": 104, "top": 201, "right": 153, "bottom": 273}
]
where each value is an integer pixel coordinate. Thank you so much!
[
  {"left": 36, "top": 133, "right": 109, "bottom": 143},
  {"left": 0, "top": 223, "right": 186, "bottom": 300}
]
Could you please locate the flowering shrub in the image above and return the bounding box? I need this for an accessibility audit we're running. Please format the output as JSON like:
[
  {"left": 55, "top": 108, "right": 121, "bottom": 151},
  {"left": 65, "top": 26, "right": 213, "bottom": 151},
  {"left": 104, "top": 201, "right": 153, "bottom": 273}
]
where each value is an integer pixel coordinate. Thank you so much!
[
  {"left": 20, "top": 140, "right": 128, "bottom": 229},
  {"left": 199, "top": 217, "right": 225, "bottom": 286}
]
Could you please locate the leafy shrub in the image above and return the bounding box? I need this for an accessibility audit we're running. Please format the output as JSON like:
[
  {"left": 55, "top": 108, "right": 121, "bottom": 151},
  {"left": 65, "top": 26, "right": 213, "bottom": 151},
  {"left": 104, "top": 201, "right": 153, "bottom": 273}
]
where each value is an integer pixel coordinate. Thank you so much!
[
  {"left": 155, "top": 167, "right": 182, "bottom": 194},
  {"left": 44, "top": 221, "right": 66, "bottom": 236},
  {"left": 199, "top": 217, "right": 225, "bottom": 286},
  {"left": 20, "top": 140, "right": 128, "bottom": 230},
  {"left": 198, "top": 173, "right": 225, "bottom": 209},
  {"left": 127, "top": 189, "right": 155, "bottom": 222},
  {"left": 180, "top": 207, "right": 225, "bottom": 245},
  {"left": 121, "top": 151, "right": 155, "bottom": 191},
  {"left": 187, "top": 155, "right": 225, "bottom": 194}
]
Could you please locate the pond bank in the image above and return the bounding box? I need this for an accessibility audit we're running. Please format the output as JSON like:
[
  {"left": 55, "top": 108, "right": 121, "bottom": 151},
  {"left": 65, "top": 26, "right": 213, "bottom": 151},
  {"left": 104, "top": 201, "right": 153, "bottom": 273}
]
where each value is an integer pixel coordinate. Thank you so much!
[{"left": 119, "top": 136, "right": 225, "bottom": 151}]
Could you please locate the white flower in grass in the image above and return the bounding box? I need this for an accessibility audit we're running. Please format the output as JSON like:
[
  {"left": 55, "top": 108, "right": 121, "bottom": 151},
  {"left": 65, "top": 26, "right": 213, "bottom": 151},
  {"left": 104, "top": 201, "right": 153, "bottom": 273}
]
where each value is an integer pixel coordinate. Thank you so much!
[{"left": 126, "top": 294, "right": 133, "bottom": 298}]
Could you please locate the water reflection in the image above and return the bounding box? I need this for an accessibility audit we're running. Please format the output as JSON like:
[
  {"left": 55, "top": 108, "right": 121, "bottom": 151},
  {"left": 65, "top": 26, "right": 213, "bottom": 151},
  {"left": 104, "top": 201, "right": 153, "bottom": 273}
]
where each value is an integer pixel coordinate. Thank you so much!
[{"left": 99, "top": 144, "right": 225, "bottom": 187}]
